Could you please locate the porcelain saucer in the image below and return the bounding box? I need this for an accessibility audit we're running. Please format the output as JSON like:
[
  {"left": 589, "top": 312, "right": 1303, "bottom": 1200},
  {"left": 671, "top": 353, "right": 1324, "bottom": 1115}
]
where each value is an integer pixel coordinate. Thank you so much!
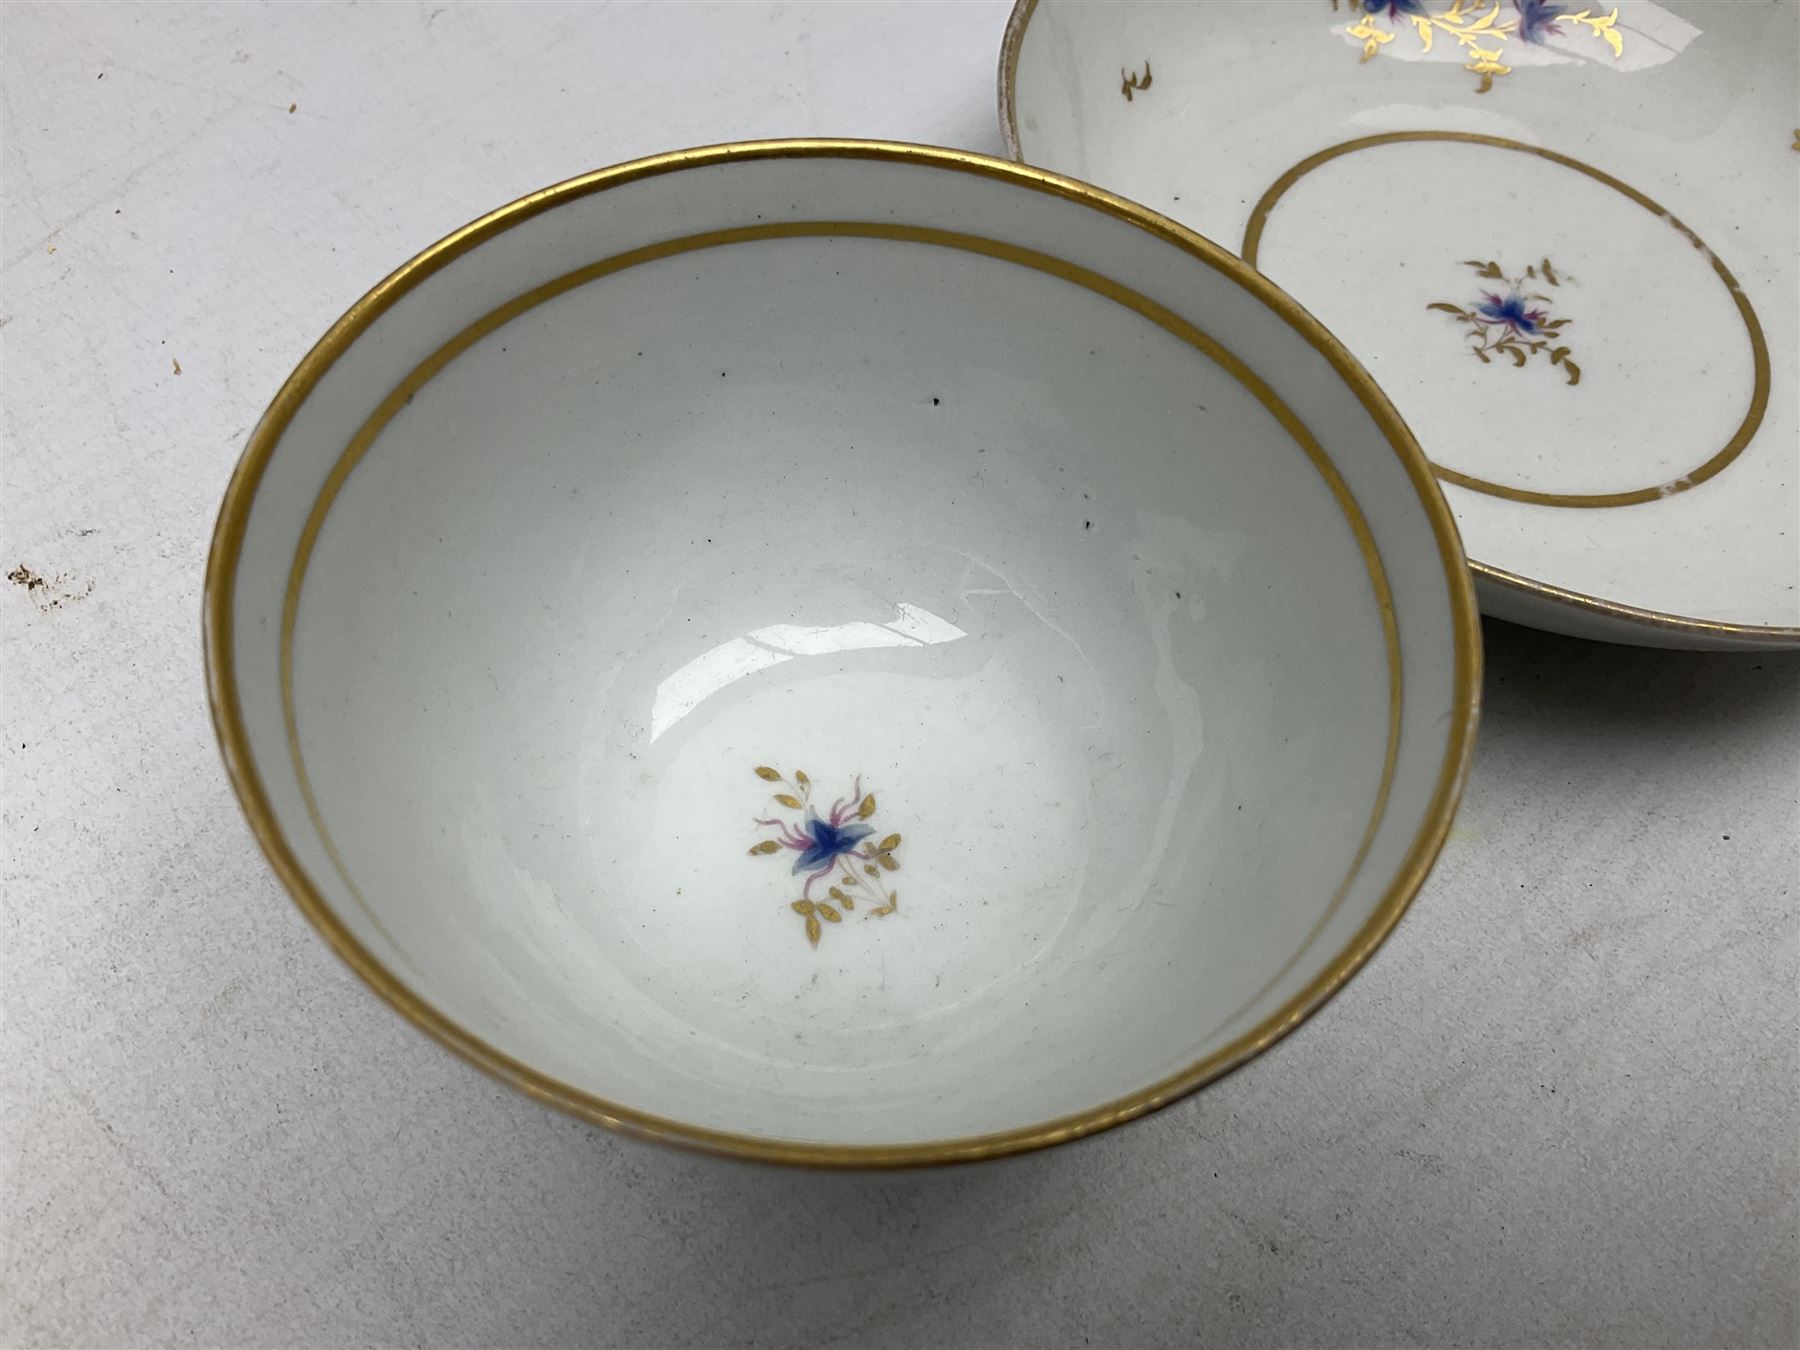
[{"left": 1002, "top": 0, "right": 1800, "bottom": 648}]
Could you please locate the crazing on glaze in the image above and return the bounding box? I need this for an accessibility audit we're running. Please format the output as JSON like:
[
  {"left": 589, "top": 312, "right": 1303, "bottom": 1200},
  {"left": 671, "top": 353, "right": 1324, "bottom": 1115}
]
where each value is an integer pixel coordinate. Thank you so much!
[
  {"left": 1429, "top": 257, "right": 1581, "bottom": 384},
  {"left": 1335, "top": 0, "right": 1624, "bottom": 91},
  {"left": 749, "top": 767, "right": 901, "bottom": 947}
]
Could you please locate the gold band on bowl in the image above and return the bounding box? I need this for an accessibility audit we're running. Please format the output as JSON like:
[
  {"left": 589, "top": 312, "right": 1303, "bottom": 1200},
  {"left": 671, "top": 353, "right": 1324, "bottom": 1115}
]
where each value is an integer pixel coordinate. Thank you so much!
[
  {"left": 204, "top": 139, "right": 1482, "bottom": 1168},
  {"left": 996, "top": 1, "right": 1800, "bottom": 647}
]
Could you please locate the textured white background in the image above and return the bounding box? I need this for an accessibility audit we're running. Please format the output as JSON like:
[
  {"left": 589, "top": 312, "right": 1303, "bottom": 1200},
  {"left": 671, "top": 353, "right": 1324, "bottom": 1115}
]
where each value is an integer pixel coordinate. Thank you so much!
[{"left": 2, "top": 3, "right": 1796, "bottom": 1346}]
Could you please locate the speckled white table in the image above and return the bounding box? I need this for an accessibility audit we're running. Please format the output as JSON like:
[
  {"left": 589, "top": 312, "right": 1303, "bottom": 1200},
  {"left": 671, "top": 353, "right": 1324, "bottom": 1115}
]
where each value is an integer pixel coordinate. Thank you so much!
[{"left": 2, "top": 4, "right": 1796, "bottom": 1347}]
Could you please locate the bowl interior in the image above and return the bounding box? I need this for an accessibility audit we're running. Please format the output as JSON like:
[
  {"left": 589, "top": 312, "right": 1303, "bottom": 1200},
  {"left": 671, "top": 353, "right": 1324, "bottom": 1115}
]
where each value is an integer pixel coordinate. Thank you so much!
[{"left": 212, "top": 146, "right": 1476, "bottom": 1157}]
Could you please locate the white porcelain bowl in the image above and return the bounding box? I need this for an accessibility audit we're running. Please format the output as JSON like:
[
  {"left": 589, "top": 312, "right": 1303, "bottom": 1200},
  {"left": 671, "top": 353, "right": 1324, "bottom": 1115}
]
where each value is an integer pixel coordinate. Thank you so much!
[{"left": 205, "top": 141, "right": 1480, "bottom": 1166}]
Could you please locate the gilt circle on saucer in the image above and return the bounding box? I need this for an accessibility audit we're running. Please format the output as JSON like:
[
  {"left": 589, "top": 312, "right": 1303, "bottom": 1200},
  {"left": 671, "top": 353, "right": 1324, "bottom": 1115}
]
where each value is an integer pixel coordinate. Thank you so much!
[{"left": 1242, "top": 132, "right": 1770, "bottom": 509}]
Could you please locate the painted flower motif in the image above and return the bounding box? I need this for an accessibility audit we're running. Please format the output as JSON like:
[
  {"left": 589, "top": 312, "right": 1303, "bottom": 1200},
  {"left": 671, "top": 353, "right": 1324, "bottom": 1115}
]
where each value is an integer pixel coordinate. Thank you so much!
[
  {"left": 1475, "top": 289, "right": 1548, "bottom": 336},
  {"left": 1428, "top": 257, "right": 1580, "bottom": 384},
  {"left": 790, "top": 814, "right": 874, "bottom": 876},
  {"left": 1334, "top": 0, "right": 1625, "bottom": 91},
  {"left": 750, "top": 768, "right": 903, "bottom": 946},
  {"left": 1513, "top": 0, "right": 1570, "bottom": 43}
]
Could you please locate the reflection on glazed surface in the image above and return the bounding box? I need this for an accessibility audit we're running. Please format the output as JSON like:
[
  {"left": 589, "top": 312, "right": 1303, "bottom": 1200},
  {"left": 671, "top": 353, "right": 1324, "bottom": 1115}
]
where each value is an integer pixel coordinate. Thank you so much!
[{"left": 651, "top": 603, "right": 967, "bottom": 743}]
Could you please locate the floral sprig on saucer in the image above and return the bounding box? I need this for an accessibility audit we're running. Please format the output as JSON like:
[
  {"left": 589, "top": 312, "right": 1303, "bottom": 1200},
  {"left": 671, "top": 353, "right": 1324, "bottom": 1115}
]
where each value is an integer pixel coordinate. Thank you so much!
[
  {"left": 1334, "top": 0, "right": 1624, "bottom": 93},
  {"left": 749, "top": 767, "right": 901, "bottom": 948},
  {"left": 1429, "top": 257, "right": 1580, "bottom": 385}
]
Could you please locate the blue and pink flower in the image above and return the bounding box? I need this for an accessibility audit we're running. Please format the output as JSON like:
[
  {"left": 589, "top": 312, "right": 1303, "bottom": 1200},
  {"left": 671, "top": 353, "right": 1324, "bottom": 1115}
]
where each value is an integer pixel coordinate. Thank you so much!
[
  {"left": 1430, "top": 257, "right": 1580, "bottom": 385},
  {"left": 1513, "top": 0, "right": 1571, "bottom": 43},
  {"left": 752, "top": 770, "right": 903, "bottom": 945},
  {"left": 759, "top": 798, "right": 875, "bottom": 890},
  {"left": 1475, "top": 289, "right": 1549, "bottom": 336}
]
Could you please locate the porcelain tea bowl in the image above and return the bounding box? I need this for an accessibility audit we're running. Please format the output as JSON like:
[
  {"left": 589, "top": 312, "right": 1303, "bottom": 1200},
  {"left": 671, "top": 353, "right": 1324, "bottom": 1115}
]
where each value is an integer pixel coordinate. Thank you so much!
[{"left": 205, "top": 141, "right": 1480, "bottom": 1167}]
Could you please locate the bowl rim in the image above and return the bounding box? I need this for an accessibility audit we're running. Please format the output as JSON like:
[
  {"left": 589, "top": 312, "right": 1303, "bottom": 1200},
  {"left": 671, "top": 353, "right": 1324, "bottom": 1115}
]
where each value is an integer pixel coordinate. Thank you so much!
[
  {"left": 995, "top": 0, "right": 1800, "bottom": 649},
  {"left": 203, "top": 137, "right": 1482, "bottom": 1168}
]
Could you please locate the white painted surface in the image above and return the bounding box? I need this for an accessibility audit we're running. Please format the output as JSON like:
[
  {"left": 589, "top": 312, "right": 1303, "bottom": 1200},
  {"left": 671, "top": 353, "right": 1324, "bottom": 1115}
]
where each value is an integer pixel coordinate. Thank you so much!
[{"left": 1, "top": 2, "right": 1794, "bottom": 1344}]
